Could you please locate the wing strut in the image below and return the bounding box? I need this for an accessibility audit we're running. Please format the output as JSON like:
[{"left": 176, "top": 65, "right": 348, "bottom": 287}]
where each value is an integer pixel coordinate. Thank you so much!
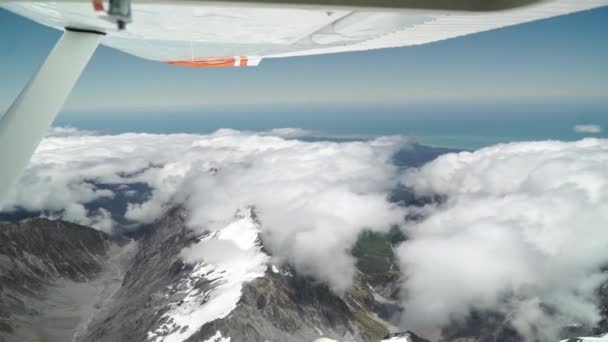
[{"left": 0, "top": 28, "right": 103, "bottom": 206}]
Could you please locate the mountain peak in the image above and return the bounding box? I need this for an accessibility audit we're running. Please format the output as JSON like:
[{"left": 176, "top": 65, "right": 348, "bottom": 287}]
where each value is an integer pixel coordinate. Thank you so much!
[{"left": 147, "top": 207, "right": 268, "bottom": 342}]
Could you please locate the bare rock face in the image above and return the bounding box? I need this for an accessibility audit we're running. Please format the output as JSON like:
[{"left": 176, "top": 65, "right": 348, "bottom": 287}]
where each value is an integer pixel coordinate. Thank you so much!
[
  {"left": 0, "top": 218, "right": 108, "bottom": 283},
  {"left": 185, "top": 270, "right": 377, "bottom": 342},
  {"left": 0, "top": 218, "right": 130, "bottom": 342},
  {"left": 80, "top": 207, "right": 196, "bottom": 342}
]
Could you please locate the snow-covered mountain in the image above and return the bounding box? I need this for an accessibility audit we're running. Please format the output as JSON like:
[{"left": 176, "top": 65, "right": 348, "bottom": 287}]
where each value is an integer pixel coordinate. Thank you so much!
[
  {"left": 70, "top": 206, "right": 397, "bottom": 342},
  {"left": 4, "top": 205, "right": 608, "bottom": 341},
  {"left": 146, "top": 208, "right": 269, "bottom": 342}
]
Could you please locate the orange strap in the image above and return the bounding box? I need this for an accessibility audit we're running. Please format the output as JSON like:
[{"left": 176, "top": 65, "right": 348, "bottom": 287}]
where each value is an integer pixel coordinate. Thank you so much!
[
  {"left": 92, "top": 0, "right": 104, "bottom": 11},
  {"left": 166, "top": 57, "right": 250, "bottom": 68}
]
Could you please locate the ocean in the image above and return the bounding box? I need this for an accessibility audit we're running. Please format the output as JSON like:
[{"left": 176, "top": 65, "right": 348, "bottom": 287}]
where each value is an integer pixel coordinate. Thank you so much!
[{"left": 55, "top": 101, "right": 608, "bottom": 150}]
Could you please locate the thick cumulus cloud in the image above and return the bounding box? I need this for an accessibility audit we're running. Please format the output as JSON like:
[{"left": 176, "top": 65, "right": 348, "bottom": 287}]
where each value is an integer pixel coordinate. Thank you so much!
[
  {"left": 1, "top": 128, "right": 406, "bottom": 291},
  {"left": 399, "top": 139, "right": 608, "bottom": 340}
]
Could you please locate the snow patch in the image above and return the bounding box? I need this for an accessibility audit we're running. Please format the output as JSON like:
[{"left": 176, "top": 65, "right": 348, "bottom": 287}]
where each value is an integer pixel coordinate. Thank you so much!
[
  {"left": 281, "top": 268, "right": 293, "bottom": 277},
  {"left": 147, "top": 208, "right": 268, "bottom": 342},
  {"left": 559, "top": 333, "right": 608, "bottom": 342},
  {"left": 203, "top": 331, "right": 231, "bottom": 342},
  {"left": 382, "top": 332, "right": 415, "bottom": 341}
]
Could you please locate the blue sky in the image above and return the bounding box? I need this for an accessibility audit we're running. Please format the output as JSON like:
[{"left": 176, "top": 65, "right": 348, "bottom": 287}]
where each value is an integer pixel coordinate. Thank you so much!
[{"left": 0, "top": 6, "right": 607, "bottom": 148}]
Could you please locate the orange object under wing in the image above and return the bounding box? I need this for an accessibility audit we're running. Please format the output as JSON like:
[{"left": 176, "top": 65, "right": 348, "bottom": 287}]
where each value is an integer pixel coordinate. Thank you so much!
[{"left": 166, "top": 57, "right": 252, "bottom": 68}]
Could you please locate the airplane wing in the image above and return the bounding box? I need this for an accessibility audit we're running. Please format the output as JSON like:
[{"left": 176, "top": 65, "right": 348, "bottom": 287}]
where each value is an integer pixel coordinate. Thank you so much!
[{"left": 2, "top": 0, "right": 607, "bottom": 67}]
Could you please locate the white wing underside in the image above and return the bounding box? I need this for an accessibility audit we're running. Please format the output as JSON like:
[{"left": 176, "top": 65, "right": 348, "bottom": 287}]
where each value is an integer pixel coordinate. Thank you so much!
[{"left": 2, "top": 0, "right": 608, "bottom": 65}]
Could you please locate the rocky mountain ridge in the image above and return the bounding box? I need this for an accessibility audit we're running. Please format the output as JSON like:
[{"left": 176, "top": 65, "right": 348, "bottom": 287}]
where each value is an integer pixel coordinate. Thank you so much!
[
  {"left": 0, "top": 218, "right": 133, "bottom": 342},
  {"left": 82, "top": 206, "right": 398, "bottom": 342},
  {"left": 2, "top": 206, "right": 608, "bottom": 342}
]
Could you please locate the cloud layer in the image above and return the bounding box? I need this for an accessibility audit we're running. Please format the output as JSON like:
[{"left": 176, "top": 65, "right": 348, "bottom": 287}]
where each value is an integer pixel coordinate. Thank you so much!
[
  {"left": 4, "top": 127, "right": 608, "bottom": 340},
  {"left": 400, "top": 139, "right": 608, "bottom": 340},
  {"left": 2, "top": 128, "right": 406, "bottom": 291}
]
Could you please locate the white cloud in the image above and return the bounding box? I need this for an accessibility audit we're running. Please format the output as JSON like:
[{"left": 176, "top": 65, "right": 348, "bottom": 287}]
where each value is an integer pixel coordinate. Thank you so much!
[
  {"left": 266, "top": 127, "right": 314, "bottom": 138},
  {"left": 2, "top": 128, "right": 407, "bottom": 291},
  {"left": 8, "top": 126, "right": 608, "bottom": 339},
  {"left": 575, "top": 124, "right": 602, "bottom": 134},
  {"left": 45, "top": 126, "right": 98, "bottom": 137},
  {"left": 399, "top": 139, "right": 608, "bottom": 340}
]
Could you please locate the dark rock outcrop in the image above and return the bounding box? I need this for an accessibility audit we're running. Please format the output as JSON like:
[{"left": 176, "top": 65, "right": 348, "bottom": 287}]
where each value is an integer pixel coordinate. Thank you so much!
[{"left": 0, "top": 218, "right": 125, "bottom": 341}]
